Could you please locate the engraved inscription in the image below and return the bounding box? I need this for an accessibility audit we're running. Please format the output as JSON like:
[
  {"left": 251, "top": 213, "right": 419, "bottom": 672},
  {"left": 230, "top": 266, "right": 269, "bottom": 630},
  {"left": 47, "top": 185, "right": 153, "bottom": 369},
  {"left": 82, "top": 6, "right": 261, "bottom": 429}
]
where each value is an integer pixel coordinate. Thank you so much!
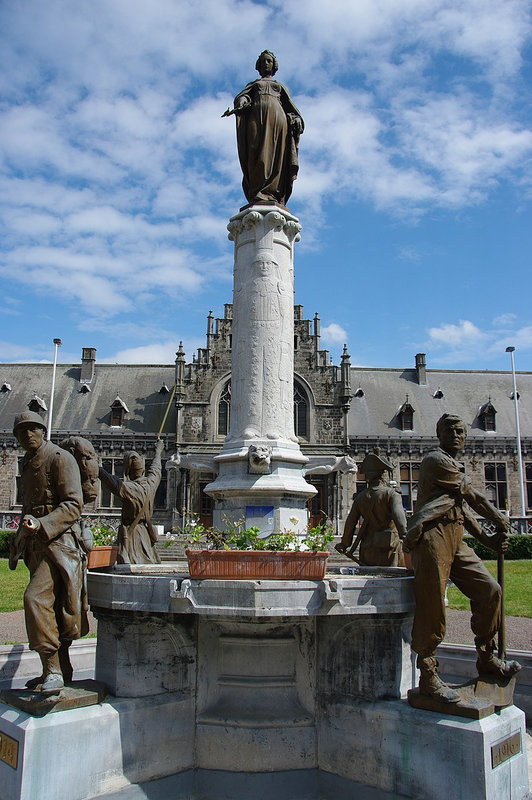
[
  {"left": 0, "top": 732, "right": 19, "bottom": 769},
  {"left": 491, "top": 732, "right": 522, "bottom": 768}
]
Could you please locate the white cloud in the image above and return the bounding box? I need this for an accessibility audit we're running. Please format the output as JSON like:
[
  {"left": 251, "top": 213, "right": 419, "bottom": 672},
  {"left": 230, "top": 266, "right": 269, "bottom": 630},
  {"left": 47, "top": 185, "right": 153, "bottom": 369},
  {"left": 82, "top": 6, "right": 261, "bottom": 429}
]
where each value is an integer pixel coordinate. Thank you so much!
[
  {"left": 493, "top": 313, "right": 518, "bottom": 328},
  {"left": 428, "top": 319, "right": 486, "bottom": 348},
  {"left": 321, "top": 323, "right": 348, "bottom": 346},
  {"left": 426, "top": 317, "right": 532, "bottom": 364},
  {"left": 105, "top": 335, "right": 205, "bottom": 365}
]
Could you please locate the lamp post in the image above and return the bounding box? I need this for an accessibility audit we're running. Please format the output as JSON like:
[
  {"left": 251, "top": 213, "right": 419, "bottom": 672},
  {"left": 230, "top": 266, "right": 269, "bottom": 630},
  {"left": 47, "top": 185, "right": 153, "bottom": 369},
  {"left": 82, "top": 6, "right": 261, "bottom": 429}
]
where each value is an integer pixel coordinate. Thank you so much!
[
  {"left": 47, "top": 338, "right": 62, "bottom": 441},
  {"left": 505, "top": 346, "right": 526, "bottom": 517}
]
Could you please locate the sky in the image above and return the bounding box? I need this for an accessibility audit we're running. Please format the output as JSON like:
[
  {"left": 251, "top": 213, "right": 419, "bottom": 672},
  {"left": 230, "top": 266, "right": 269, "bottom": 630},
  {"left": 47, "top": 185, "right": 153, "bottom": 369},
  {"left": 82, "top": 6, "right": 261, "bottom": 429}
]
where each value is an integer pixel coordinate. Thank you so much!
[{"left": 0, "top": 0, "right": 531, "bottom": 373}]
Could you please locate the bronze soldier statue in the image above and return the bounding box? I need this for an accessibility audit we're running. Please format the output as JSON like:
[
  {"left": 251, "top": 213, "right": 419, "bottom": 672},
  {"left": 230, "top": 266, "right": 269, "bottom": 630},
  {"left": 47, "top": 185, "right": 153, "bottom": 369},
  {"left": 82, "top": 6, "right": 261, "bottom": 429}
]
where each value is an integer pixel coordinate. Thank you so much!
[
  {"left": 10, "top": 412, "right": 93, "bottom": 694},
  {"left": 403, "top": 413, "right": 520, "bottom": 703},
  {"left": 336, "top": 451, "right": 407, "bottom": 566},
  {"left": 99, "top": 439, "right": 164, "bottom": 565}
]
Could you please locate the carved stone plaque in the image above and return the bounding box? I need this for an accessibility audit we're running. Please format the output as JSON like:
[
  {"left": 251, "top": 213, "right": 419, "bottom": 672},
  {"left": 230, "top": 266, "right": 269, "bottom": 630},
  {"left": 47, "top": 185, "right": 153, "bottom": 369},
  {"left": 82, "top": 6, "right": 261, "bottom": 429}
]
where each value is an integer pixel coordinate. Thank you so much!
[
  {"left": 0, "top": 731, "right": 19, "bottom": 769},
  {"left": 491, "top": 732, "right": 521, "bottom": 768}
]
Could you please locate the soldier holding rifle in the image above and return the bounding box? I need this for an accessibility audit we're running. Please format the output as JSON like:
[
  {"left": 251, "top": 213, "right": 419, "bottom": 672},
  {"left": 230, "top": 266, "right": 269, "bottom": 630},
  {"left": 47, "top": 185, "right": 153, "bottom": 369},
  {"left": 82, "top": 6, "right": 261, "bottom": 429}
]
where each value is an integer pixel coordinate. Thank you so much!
[{"left": 403, "top": 414, "right": 520, "bottom": 704}]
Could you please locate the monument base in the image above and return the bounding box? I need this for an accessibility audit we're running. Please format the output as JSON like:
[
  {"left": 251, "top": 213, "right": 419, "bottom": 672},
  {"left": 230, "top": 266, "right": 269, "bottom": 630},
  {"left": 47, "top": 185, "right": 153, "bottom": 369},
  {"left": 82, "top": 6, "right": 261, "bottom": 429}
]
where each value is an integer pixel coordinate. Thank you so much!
[
  {"left": 0, "top": 691, "right": 194, "bottom": 800},
  {"left": 1, "top": 695, "right": 527, "bottom": 800},
  {"left": 1, "top": 572, "right": 527, "bottom": 800}
]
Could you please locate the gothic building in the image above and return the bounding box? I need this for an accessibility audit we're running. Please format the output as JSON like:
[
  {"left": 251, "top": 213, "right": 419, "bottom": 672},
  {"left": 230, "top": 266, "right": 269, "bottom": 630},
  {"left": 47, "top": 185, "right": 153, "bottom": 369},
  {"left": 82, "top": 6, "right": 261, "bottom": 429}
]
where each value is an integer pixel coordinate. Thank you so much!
[{"left": 1, "top": 304, "right": 531, "bottom": 533}]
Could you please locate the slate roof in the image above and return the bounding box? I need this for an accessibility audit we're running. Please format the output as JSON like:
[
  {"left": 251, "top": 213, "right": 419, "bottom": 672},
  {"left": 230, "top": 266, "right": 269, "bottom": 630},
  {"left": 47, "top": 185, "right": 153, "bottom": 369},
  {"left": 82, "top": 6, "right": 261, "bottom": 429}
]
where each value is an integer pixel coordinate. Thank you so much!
[
  {"left": 1, "top": 358, "right": 530, "bottom": 446},
  {"left": 0, "top": 362, "right": 177, "bottom": 437},
  {"left": 348, "top": 367, "right": 532, "bottom": 440}
]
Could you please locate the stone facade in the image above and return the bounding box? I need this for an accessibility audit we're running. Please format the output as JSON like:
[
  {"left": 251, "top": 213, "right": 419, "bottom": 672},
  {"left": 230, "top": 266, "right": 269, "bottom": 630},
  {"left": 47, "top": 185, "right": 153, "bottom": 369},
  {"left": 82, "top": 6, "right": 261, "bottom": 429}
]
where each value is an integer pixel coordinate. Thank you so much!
[{"left": 0, "top": 303, "right": 531, "bottom": 533}]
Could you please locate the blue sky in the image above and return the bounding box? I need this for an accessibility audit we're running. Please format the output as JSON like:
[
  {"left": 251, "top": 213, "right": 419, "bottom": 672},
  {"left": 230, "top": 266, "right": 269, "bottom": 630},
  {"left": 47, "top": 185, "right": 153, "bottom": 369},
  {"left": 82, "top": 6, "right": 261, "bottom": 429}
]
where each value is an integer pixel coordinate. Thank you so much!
[{"left": 1, "top": 0, "right": 531, "bottom": 372}]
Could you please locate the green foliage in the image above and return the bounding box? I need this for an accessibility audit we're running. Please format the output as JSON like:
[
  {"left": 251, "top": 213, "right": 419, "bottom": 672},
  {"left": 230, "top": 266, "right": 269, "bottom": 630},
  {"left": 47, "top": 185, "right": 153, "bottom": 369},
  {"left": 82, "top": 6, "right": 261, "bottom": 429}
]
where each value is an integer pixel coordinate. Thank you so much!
[
  {"left": 165, "top": 515, "right": 335, "bottom": 552},
  {"left": 0, "top": 530, "right": 16, "bottom": 558},
  {"left": 447, "top": 560, "right": 532, "bottom": 617},
  {"left": 302, "top": 523, "right": 335, "bottom": 552},
  {"left": 464, "top": 535, "right": 532, "bottom": 560},
  {"left": 85, "top": 518, "right": 118, "bottom": 546}
]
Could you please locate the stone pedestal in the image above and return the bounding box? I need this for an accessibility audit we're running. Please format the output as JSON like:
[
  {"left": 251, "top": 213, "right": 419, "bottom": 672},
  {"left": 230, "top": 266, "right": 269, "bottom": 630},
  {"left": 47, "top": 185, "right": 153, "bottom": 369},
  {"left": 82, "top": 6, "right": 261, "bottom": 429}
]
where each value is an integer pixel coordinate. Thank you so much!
[
  {"left": 205, "top": 205, "right": 316, "bottom": 533},
  {"left": 1, "top": 568, "right": 529, "bottom": 800}
]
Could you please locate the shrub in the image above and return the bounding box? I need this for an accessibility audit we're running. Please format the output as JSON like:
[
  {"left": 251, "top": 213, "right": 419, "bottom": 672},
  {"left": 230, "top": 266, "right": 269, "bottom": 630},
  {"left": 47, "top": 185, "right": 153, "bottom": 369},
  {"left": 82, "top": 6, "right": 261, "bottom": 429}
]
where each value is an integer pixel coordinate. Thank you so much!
[
  {"left": 0, "top": 530, "right": 16, "bottom": 558},
  {"left": 464, "top": 534, "right": 532, "bottom": 560}
]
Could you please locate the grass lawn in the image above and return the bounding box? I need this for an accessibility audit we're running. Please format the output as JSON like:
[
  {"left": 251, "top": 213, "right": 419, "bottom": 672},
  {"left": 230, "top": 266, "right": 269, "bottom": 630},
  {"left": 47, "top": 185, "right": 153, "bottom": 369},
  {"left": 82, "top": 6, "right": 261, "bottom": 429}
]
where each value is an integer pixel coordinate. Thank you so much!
[
  {"left": 0, "top": 558, "right": 29, "bottom": 612},
  {"left": 447, "top": 560, "right": 532, "bottom": 617}
]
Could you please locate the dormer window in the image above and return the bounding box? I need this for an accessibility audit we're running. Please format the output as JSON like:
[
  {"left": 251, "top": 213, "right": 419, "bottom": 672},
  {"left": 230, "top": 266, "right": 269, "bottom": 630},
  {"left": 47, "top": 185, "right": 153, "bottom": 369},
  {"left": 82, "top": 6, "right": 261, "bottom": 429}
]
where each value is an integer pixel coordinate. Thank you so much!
[
  {"left": 433, "top": 388, "right": 444, "bottom": 399},
  {"left": 479, "top": 399, "right": 496, "bottom": 432},
  {"left": 80, "top": 384, "right": 91, "bottom": 394},
  {"left": 159, "top": 384, "right": 170, "bottom": 394},
  {"left": 354, "top": 387, "right": 364, "bottom": 398},
  {"left": 1, "top": 382, "right": 11, "bottom": 393},
  {"left": 398, "top": 397, "right": 414, "bottom": 431},
  {"left": 28, "top": 394, "right": 48, "bottom": 414},
  {"left": 110, "top": 395, "right": 129, "bottom": 427}
]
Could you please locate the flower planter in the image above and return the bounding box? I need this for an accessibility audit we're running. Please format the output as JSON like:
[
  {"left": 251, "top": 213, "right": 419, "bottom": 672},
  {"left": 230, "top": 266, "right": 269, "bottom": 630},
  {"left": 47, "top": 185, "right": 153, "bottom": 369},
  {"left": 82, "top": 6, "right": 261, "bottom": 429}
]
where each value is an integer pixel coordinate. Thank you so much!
[
  {"left": 87, "top": 545, "right": 118, "bottom": 570},
  {"left": 186, "top": 549, "right": 329, "bottom": 580}
]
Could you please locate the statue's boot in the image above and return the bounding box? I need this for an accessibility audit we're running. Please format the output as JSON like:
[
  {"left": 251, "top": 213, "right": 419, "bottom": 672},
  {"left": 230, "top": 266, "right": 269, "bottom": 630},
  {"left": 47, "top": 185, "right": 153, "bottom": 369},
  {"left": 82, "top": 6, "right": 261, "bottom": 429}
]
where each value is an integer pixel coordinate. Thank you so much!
[
  {"left": 25, "top": 672, "right": 44, "bottom": 690},
  {"left": 418, "top": 655, "right": 461, "bottom": 703},
  {"left": 40, "top": 652, "right": 64, "bottom": 695},
  {"left": 58, "top": 640, "right": 74, "bottom": 684},
  {"left": 475, "top": 639, "right": 521, "bottom": 679}
]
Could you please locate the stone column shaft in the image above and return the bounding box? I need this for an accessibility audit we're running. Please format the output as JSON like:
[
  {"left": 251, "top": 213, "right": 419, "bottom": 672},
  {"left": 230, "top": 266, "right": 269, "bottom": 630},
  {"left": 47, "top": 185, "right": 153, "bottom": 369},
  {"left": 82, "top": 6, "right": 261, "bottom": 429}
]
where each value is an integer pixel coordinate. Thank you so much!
[{"left": 205, "top": 205, "right": 316, "bottom": 533}]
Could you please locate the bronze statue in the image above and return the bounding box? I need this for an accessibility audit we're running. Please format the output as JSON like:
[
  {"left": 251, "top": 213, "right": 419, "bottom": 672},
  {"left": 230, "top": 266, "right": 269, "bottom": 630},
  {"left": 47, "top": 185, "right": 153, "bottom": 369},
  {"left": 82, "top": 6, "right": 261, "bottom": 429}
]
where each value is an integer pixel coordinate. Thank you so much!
[
  {"left": 9, "top": 413, "right": 92, "bottom": 694},
  {"left": 99, "top": 439, "right": 164, "bottom": 565},
  {"left": 224, "top": 50, "right": 304, "bottom": 207},
  {"left": 403, "top": 414, "right": 520, "bottom": 703},
  {"left": 335, "top": 452, "right": 406, "bottom": 566}
]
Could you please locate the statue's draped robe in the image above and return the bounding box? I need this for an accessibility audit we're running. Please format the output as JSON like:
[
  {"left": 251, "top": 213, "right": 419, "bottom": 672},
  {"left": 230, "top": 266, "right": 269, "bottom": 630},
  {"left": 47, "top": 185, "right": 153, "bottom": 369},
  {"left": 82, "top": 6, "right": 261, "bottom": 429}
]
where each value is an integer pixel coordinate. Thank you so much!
[{"left": 235, "top": 77, "right": 303, "bottom": 206}]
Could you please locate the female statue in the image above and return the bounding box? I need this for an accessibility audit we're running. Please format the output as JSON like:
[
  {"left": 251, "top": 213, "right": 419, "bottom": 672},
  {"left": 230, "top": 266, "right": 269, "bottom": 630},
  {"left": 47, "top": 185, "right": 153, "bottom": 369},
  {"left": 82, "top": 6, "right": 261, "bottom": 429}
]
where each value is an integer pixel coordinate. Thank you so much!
[
  {"left": 225, "top": 50, "right": 304, "bottom": 207},
  {"left": 99, "top": 439, "right": 164, "bottom": 565}
]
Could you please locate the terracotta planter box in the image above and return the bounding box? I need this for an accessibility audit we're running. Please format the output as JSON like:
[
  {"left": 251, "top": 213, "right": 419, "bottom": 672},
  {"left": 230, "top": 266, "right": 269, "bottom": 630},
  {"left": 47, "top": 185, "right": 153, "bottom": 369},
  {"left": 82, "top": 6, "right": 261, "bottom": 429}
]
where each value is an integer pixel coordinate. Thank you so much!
[
  {"left": 186, "top": 549, "right": 329, "bottom": 580},
  {"left": 87, "top": 545, "right": 118, "bottom": 570}
]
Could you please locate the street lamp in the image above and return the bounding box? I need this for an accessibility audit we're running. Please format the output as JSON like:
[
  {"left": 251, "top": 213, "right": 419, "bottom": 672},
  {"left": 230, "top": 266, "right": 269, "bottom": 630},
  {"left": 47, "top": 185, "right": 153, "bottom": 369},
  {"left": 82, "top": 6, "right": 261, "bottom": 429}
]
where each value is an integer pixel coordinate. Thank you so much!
[
  {"left": 47, "top": 338, "right": 62, "bottom": 441},
  {"left": 505, "top": 346, "right": 527, "bottom": 517}
]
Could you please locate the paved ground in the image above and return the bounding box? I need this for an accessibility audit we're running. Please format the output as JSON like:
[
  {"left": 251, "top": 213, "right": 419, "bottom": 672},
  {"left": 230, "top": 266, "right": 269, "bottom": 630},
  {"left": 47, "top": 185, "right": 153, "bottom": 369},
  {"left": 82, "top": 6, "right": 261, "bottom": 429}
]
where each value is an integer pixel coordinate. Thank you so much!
[{"left": 1, "top": 609, "right": 98, "bottom": 644}]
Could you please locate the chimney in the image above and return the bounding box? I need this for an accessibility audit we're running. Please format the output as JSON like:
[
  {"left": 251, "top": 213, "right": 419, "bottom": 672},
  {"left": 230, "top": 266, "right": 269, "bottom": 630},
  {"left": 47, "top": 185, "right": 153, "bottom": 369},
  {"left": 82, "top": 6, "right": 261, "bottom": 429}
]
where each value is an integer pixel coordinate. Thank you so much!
[
  {"left": 415, "top": 353, "right": 427, "bottom": 385},
  {"left": 80, "top": 347, "right": 96, "bottom": 384}
]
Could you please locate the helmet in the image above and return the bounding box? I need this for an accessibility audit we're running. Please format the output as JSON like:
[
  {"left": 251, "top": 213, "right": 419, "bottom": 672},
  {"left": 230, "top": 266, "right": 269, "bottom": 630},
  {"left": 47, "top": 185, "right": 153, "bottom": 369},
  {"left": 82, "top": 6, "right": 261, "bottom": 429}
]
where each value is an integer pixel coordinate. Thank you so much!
[{"left": 13, "top": 410, "right": 47, "bottom": 436}]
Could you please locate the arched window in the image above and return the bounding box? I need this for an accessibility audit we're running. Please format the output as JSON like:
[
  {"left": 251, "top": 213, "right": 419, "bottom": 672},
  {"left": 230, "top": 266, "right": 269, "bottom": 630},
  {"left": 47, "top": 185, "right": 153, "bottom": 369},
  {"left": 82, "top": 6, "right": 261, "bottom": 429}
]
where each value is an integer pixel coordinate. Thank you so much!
[
  {"left": 294, "top": 383, "right": 308, "bottom": 439},
  {"left": 218, "top": 382, "right": 231, "bottom": 436}
]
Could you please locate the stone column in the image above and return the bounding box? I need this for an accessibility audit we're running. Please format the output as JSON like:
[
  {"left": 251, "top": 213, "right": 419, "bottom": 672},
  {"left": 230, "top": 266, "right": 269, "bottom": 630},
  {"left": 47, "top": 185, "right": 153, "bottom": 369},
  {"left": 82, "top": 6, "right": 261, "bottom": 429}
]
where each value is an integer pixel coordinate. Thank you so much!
[{"left": 205, "top": 205, "right": 316, "bottom": 533}]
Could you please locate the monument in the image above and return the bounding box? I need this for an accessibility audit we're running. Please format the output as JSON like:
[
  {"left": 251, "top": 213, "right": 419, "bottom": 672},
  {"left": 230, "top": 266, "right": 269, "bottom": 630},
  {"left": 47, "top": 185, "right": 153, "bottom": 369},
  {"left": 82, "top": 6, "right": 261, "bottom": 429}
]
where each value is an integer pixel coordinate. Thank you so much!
[
  {"left": 0, "top": 54, "right": 529, "bottom": 800},
  {"left": 207, "top": 50, "right": 314, "bottom": 533}
]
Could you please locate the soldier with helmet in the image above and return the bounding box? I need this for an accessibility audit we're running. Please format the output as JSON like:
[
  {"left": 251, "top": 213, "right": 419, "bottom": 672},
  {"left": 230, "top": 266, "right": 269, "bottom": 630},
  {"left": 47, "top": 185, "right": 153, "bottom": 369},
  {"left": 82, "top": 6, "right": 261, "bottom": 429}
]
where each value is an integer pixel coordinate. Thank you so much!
[{"left": 10, "top": 411, "right": 88, "bottom": 694}]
